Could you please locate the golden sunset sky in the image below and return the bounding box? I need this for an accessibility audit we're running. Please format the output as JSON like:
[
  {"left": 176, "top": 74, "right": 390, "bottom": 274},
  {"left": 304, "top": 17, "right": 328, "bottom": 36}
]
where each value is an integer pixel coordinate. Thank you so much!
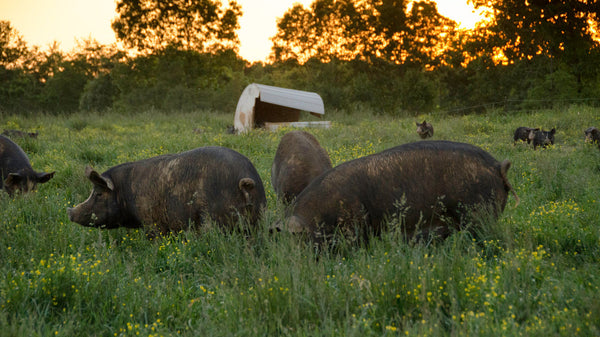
[{"left": 0, "top": 0, "right": 483, "bottom": 62}]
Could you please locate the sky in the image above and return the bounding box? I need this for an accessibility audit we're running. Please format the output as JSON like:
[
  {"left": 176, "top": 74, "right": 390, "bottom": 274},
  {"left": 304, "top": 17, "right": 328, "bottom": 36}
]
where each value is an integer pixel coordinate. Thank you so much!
[{"left": 0, "top": 0, "right": 483, "bottom": 62}]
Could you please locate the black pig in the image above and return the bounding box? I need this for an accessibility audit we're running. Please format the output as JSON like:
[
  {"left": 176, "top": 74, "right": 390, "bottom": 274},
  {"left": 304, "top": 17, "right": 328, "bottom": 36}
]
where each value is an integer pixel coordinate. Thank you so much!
[
  {"left": 532, "top": 128, "right": 556, "bottom": 150},
  {"left": 280, "top": 141, "right": 519, "bottom": 244},
  {"left": 271, "top": 130, "right": 332, "bottom": 203},
  {"left": 67, "top": 146, "right": 266, "bottom": 235},
  {"left": 513, "top": 127, "right": 538, "bottom": 145},
  {"left": 584, "top": 127, "right": 600, "bottom": 149},
  {"left": 2, "top": 129, "right": 38, "bottom": 138},
  {"left": 416, "top": 121, "right": 434, "bottom": 139},
  {"left": 0, "top": 135, "right": 54, "bottom": 196}
]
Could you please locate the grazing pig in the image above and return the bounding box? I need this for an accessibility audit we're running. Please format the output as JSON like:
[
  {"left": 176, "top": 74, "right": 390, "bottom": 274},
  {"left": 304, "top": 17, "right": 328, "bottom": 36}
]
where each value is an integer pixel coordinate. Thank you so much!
[
  {"left": 271, "top": 130, "right": 332, "bottom": 203},
  {"left": 532, "top": 128, "right": 556, "bottom": 150},
  {"left": 416, "top": 121, "right": 434, "bottom": 139},
  {"left": 67, "top": 146, "right": 266, "bottom": 235},
  {"left": 513, "top": 127, "right": 538, "bottom": 145},
  {"left": 281, "top": 141, "right": 519, "bottom": 244},
  {"left": 2, "top": 129, "right": 39, "bottom": 138},
  {"left": 0, "top": 135, "right": 54, "bottom": 196},
  {"left": 584, "top": 127, "right": 600, "bottom": 149}
]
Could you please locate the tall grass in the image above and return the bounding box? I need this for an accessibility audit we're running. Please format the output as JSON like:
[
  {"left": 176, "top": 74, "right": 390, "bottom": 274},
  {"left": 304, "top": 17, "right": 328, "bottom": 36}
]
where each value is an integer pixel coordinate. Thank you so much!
[{"left": 1, "top": 106, "right": 599, "bottom": 336}]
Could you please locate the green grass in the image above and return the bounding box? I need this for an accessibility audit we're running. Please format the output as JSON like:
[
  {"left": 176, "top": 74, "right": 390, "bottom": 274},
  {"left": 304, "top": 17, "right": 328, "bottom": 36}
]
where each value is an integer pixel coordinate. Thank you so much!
[{"left": 1, "top": 106, "right": 599, "bottom": 336}]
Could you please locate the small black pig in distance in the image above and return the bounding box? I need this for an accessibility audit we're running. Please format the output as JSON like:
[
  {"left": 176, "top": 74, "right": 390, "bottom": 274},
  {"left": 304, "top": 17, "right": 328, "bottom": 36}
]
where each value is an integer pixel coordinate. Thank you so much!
[
  {"left": 532, "top": 128, "right": 556, "bottom": 149},
  {"left": 513, "top": 127, "right": 539, "bottom": 145},
  {"left": 271, "top": 130, "right": 332, "bottom": 203},
  {"left": 0, "top": 135, "right": 54, "bottom": 196},
  {"left": 280, "top": 141, "right": 519, "bottom": 244},
  {"left": 584, "top": 127, "right": 600, "bottom": 149},
  {"left": 2, "top": 129, "right": 39, "bottom": 139},
  {"left": 67, "top": 146, "right": 266, "bottom": 235},
  {"left": 416, "top": 120, "right": 434, "bottom": 139}
]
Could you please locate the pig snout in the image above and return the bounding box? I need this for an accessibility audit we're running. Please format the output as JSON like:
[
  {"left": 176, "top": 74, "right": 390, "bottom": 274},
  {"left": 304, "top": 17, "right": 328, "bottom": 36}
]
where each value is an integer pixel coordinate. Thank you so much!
[{"left": 67, "top": 206, "right": 88, "bottom": 225}]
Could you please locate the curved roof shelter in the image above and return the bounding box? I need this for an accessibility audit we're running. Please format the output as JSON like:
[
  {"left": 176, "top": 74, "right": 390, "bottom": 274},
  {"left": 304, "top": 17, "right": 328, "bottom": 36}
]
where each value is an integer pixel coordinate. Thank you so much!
[{"left": 234, "top": 83, "right": 329, "bottom": 133}]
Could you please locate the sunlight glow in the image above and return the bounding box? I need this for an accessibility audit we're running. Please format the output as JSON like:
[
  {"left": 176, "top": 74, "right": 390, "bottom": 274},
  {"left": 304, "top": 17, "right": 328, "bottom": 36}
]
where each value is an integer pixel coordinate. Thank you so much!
[
  {"left": 434, "top": 0, "right": 485, "bottom": 29},
  {"left": 0, "top": 0, "right": 486, "bottom": 62}
]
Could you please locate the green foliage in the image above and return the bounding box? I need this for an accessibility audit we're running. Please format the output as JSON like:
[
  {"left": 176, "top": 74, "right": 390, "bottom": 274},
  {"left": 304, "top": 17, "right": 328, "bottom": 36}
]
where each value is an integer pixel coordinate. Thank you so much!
[
  {"left": 471, "top": 0, "right": 600, "bottom": 63},
  {"left": 111, "top": 47, "right": 246, "bottom": 113},
  {"left": 111, "top": 0, "right": 242, "bottom": 54},
  {"left": 79, "top": 73, "right": 118, "bottom": 112},
  {"left": 525, "top": 64, "right": 579, "bottom": 109},
  {"left": 270, "top": 0, "right": 456, "bottom": 66},
  {"left": 0, "top": 67, "right": 39, "bottom": 113},
  {"left": 5, "top": 0, "right": 600, "bottom": 116},
  {"left": 1, "top": 107, "right": 599, "bottom": 335},
  {"left": 0, "top": 21, "right": 29, "bottom": 66},
  {"left": 38, "top": 60, "right": 89, "bottom": 113}
]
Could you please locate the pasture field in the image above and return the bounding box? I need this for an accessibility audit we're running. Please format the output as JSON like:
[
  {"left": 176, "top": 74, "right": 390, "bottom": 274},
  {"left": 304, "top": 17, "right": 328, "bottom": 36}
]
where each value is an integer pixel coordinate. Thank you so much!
[{"left": 1, "top": 106, "right": 599, "bottom": 336}]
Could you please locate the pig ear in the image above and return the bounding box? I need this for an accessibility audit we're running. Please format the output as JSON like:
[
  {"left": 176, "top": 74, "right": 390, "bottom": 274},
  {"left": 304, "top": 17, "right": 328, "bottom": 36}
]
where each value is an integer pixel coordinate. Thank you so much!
[
  {"left": 550, "top": 128, "right": 556, "bottom": 134},
  {"left": 239, "top": 177, "right": 255, "bottom": 191},
  {"left": 85, "top": 166, "right": 114, "bottom": 191},
  {"left": 4, "top": 173, "right": 23, "bottom": 187},
  {"left": 415, "top": 122, "right": 419, "bottom": 126},
  {"left": 36, "top": 171, "right": 55, "bottom": 184}
]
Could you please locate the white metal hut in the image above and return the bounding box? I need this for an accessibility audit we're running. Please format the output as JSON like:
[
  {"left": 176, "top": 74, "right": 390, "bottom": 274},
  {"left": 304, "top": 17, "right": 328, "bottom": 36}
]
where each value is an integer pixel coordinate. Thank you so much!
[{"left": 233, "top": 83, "right": 330, "bottom": 133}]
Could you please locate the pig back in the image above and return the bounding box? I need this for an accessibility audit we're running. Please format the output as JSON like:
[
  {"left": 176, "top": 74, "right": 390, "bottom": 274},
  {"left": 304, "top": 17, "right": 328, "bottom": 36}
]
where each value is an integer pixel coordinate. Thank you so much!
[
  {"left": 271, "top": 131, "right": 332, "bottom": 203},
  {"left": 108, "top": 146, "right": 266, "bottom": 232},
  {"left": 0, "top": 135, "right": 34, "bottom": 173},
  {"left": 290, "top": 140, "right": 510, "bottom": 240}
]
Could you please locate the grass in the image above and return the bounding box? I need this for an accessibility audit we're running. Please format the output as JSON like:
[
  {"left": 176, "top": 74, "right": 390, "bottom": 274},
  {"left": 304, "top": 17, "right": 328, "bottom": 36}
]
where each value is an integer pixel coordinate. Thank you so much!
[{"left": 1, "top": 106, "right": 599, "bottom": 336}]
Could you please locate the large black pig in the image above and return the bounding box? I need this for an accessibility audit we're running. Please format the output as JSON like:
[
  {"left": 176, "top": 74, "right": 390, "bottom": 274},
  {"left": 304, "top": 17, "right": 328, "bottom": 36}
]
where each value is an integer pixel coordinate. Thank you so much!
[
  {"left": 281, "top": 141, "right": 519, "bottom": 243},
  {"left": 67, "top": 146, "right": 266, "bottom": 234},
  {"left": 0, "top": 135, "right": 54, "bottom": 196},
  {"left": 271, "top": 130, "right": 332, "bottom": 203}
]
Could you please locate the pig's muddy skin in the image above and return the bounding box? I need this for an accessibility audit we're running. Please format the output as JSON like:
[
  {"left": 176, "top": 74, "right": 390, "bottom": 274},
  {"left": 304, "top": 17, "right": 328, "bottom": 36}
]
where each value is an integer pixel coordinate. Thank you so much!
[
  {"left": 0, "top": 135, "right": 54, "bottom": 196},
  {"left": 271, "top": 130, "right": 332, "bottom": 203},
  {"left": 281, "top": 140, "right": 519, "bottom": 244},
  {"left": 68, "top": 146, "right": 266, "bottom": 235}
]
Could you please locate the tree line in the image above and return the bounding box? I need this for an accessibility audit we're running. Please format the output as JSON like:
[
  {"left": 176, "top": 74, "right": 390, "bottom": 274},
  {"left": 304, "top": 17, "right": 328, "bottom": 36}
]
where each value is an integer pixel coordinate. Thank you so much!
[{"left": 2, "top": 0, "right": 600, "bottom": 116}]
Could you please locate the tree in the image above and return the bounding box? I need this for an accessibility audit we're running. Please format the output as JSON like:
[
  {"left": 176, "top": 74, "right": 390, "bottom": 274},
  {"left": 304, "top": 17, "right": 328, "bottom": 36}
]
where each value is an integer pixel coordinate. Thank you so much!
[
  {"left": 112, "top": 0, "right": 242, "bottom": 54},
  {"left": 71, "top": 38, "right": 125, "bottom": 78},
  {"left": 0, "top": 20, "right": 29, "bottom": 68},
  {"left": 270, "top": 0, "right": 456, "bottom": 67},
  {"left": 469, "top": 0, "right": 600, "bottom": 63},
  {"left": 0, "top": 21, "right": 39, "bottom": 112}
]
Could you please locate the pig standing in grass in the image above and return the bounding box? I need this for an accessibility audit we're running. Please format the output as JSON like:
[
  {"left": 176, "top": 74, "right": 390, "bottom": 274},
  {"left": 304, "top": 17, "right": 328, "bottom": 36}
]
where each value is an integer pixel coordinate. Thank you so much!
[
  {"left": 584, "top": 127, "right": 600, "bottom": 149},
  {"left": 532, "top": 128, "right": 556, "bottom": 150},
  {"left": 513, "top": 127, "right": 538, "bottom": 145},
  {"left": 67, "top": 146, "right": 266, "bottom": 235},
  {"left": 416, "top": 121, "right": 434, "bottom": 139},
  {"left": 281, "top": 140, "right": 519, "bottom": 244},
  {"left": 0, "top": 135, "right": 54, "bottom": 196},
  {"left": 2, "top": 129, "right": 39, "bottom": 138},
  {"left": 271, "top": 130, "right": 332, "bottom": 203}
]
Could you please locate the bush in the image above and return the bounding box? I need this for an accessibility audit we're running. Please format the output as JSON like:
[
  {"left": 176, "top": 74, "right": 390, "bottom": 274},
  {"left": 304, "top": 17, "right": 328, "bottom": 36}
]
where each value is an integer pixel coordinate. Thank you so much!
[{"left": 79, "top": 74, "right": 117, "bottom": 112}]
